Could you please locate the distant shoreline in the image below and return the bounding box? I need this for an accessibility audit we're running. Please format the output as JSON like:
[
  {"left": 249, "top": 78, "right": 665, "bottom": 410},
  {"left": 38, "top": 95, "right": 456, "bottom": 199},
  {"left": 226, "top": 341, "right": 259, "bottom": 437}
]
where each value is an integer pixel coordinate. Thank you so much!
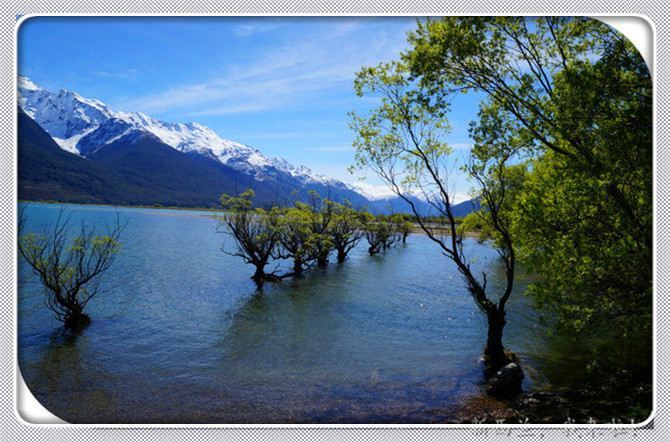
[
  {"left": 19, "top": 198, "right": 481, "bottom": 238},
  {"left": 18, "top": 199, "right": 225, "bottom": 213}
]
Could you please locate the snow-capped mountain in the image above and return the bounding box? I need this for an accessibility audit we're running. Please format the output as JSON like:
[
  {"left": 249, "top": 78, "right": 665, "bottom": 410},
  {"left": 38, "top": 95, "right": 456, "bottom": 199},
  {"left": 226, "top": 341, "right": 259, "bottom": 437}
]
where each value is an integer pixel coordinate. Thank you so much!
[
  {"left": 18, "top": 76, "right": 338, "bottom": 187},
  {"left": 18, "top": 76, "right": 472, "bottom": 215},
  {"left": 18, "top": 76, "right": 115, "bottom": 154}
]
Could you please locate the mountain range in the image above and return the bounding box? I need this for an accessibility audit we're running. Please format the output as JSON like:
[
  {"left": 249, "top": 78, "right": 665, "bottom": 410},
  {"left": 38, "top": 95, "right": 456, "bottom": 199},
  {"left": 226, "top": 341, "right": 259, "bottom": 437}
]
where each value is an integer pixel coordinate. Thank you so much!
[{"left": 17, "top": 76, "right": 477, "bottom": 216}]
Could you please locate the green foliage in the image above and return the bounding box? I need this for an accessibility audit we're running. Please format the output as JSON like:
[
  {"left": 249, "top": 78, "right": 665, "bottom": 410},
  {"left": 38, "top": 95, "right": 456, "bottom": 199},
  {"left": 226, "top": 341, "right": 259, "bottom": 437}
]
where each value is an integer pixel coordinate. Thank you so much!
[
  {"left": 404, "top": 16, "right": 652, "bottom": 332},
  {"left": 330, "top": 201, "right": 365, "bottom": 262},
  {"left": 459, "top": 211, "right": 492, "bottom": 241},
  {"left": 302, "top": 192, "right": 337, "bottom": 267},
  {"left": 220, "top": 189, "right": 255, "bottom": 212},
  {"left": 219, "top": 190, "right": 282, "bottom": 283},
  {"left": 18, "top": 209, "right": 124, "bottom": 327},
  {"left": 363, "top": 214, "right": 403, "bottom": 256},
  {"left": 349, "top": 16, "right": 651, "bottom": 374},
  {"left": 276, "top": 206, "right": 318, "bottom": 274},
  {"left": 350, "top": 61, "right": 453, "bottom": 196}
]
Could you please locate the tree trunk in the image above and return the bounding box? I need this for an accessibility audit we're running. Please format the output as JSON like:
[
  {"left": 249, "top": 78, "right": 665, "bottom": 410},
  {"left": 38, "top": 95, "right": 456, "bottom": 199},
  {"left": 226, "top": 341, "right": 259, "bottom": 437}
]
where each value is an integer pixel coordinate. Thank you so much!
[
  {"left": 337, "top": 249, "right": 346, "bottom": 263},
  {"left": 485, "top": 309, "right": 508, "bottom": 371},
  {"left": 252, "top": 265, "right": 265, "bottom": 283},
  {"left": 63, "top": 305, "right": 91, "bottom": 329},
  {"left": 293, "top": 257, "right": 303, "bottom": 275},
  {"left": 317, "top": 254, "right": 328, "bottom": 267}
]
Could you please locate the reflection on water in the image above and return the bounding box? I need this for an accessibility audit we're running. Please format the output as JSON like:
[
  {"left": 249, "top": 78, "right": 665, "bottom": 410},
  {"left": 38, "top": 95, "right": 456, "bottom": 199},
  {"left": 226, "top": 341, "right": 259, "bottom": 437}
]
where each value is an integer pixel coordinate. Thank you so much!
[{"left": 19, "top": 202, "right": 556, "bottom": 423}]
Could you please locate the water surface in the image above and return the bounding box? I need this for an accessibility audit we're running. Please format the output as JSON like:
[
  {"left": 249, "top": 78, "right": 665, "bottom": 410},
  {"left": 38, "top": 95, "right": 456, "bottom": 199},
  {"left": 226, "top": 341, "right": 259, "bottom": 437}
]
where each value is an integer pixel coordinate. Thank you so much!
[{"left": 18, "top": 202, "right": 550, "bottom": 423}]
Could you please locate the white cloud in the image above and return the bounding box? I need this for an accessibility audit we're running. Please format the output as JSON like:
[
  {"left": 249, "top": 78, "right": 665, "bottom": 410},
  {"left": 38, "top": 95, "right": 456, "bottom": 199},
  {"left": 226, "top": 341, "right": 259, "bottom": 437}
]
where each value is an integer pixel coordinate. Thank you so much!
[{"left": 189, "top": 102, "right": 274, "bottom": 116}]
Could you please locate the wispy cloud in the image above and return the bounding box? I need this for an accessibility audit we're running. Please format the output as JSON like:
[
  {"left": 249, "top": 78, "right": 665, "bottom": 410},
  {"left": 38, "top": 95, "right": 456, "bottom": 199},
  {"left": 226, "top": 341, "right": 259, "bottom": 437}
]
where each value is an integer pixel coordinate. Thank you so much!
[
  {"left": 248, "top": 130, "right": 327, "bottom": 140},
  {"left": 305, "top": 145, "right": 353, "bottom": 153},
  {"left": 117, "top": 20, "right": 414, "bottom": 118},
  {"left": 232, "top": 22, "right": 283, "bottom": 37},
  {"left": 189, "top": 102, "right": 274, "bottom": 116},
  {"left": 91, "top": 68, "right": 138, "bottom": 80}
]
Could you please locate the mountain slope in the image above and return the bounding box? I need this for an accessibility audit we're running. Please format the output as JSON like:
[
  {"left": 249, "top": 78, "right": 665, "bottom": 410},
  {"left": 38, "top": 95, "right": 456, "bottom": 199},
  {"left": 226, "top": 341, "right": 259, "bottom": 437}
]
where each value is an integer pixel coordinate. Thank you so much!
[
  {"left": 18, "top": 109, "right": 147, "bottom": 204},
  {"left": 19, "top": 110, "right": 280, "bottom": 207}
]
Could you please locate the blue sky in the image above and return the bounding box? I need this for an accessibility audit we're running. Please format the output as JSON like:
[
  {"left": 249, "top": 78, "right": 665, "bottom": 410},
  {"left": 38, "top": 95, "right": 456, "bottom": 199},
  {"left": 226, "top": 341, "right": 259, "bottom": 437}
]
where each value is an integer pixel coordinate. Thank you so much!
[{"left": 18, "top": 16, "right": 480, "bottom": 199}]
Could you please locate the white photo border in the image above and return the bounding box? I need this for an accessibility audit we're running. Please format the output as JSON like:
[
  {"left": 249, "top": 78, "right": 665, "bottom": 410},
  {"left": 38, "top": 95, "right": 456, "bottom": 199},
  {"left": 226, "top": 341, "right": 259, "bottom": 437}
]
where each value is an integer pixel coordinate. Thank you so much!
[{"left": 1, "top": 2, "right": 665, "bottom": 441}]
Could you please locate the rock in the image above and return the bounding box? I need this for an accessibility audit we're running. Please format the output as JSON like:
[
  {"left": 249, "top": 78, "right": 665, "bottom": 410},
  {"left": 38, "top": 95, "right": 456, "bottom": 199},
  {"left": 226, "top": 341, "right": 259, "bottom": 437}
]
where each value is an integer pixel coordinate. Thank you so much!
[{"left": 486, "top": 362, "right": 524, "bottom": 397}]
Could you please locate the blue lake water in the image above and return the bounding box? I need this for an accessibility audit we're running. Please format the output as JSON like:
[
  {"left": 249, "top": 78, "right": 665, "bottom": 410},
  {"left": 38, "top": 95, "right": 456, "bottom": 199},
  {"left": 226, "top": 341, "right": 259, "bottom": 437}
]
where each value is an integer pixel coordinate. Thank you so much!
[{"left": 18, "top": 202, "right": 553, "bottom": 423}]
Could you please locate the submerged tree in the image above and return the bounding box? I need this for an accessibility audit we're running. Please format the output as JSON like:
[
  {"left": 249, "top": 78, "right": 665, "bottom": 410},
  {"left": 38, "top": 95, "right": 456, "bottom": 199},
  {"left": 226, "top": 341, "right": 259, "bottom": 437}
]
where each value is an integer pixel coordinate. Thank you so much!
[
  {"left": 18, "top": 209, "right": 123, "bottom": 329},
  {"left": 364, "top": 214, "right": 403, "bottom": 256},
  {"left": 394, "top": 214, "right": 413, "bottom": 243},
  {"left": 330, "top": 202, "right": 364, "bottom": 263},
  {"left": 275, "top": 206, "right": 317, "bottom": 276},
  {"left": 351, "top": 61, "right": 521, "bottom": 373},
  {"left": 305, "top": 192, "right": 335, "bottom": 267},
  {"left": 220, "top": 190, "right": 281, "bottom": 284}
]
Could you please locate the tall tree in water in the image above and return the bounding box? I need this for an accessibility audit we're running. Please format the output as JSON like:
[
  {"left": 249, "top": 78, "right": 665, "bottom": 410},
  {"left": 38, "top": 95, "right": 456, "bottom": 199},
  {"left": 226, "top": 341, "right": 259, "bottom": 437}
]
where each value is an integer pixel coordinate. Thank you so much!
[
  {"left": 276, "top": 205, "right": 317, "bottom": 276},
  {"left": 18, "top": 209, "right": 124, "bottom": 329},
  {"left": 220, "top": 190, "right": 281, "bottom": 284},
  {"left": 330, "top": 201, "right": 365, "bottom": 263},
  {"left": 364, "top": 214, "right": 403, "bottom": 256},
  {"left": 305, "top": 191, "right": 335, "bottom": 267},
  {"left": 351, "top": 61, "right": 522, "bottom": 371}
]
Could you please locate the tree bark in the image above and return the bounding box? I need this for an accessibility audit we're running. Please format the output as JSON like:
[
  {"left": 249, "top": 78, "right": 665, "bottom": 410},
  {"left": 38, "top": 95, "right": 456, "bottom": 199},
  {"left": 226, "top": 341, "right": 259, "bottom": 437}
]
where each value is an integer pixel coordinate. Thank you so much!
[
  {"left": 252, "top": 265, "right": 265, "bottom": 283},
  {"left": 485, "top": 309, "right": 508, "bottom": 371}
]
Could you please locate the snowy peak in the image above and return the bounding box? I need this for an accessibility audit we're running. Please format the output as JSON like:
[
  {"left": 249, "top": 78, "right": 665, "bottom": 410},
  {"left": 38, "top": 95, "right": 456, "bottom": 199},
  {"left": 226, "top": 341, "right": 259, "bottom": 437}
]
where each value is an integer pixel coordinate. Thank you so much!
[
  {"left": 18, "top": 75, "right": 40, "bottom": 91},
  {"left": 18, "top": 77, "right": 116, "bottom": 153}
]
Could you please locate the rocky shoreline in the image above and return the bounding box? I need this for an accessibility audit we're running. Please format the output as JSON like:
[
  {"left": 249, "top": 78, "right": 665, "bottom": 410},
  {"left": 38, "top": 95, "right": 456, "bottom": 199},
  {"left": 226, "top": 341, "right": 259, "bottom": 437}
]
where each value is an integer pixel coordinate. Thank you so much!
[{"left": 453, "top": 386, "right": 652, "bottom": 424}]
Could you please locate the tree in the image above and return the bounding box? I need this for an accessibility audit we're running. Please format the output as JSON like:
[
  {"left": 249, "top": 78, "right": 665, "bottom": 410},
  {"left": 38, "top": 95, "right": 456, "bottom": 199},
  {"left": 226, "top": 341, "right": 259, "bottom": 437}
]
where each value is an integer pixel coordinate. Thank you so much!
[
  {"left": 220, "top": 190, "right": 281, "bottom": 284},
  {"left": 364, "top": 214, "right": 402, "bottom": 256},
  {"left": 305, "top": 192, "right": 335, "bottom": 267},
  {"left": 351, "top": 60, "right": 520, "bottom": 372},
  {"left": 394, "top": 214, "right": 413, "bottom": 243},
  {"left": 275, "top": 206, "right": 317, "bottom": 276},
  {"left": 18, "top": 209, "right": 123, "bottom": 329},
  {"left": 330, "top": 201, "right": 364, "bottom": 263},
  {"left": 405, "top": 17, "right": 652, "bottom": 330}
]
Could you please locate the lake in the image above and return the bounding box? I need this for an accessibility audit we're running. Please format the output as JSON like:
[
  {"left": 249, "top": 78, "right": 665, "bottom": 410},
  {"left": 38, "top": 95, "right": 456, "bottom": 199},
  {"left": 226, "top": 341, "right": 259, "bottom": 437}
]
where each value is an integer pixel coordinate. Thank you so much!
[{"left": 18, "top": 202, "right": 555, "bottom": 423}]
